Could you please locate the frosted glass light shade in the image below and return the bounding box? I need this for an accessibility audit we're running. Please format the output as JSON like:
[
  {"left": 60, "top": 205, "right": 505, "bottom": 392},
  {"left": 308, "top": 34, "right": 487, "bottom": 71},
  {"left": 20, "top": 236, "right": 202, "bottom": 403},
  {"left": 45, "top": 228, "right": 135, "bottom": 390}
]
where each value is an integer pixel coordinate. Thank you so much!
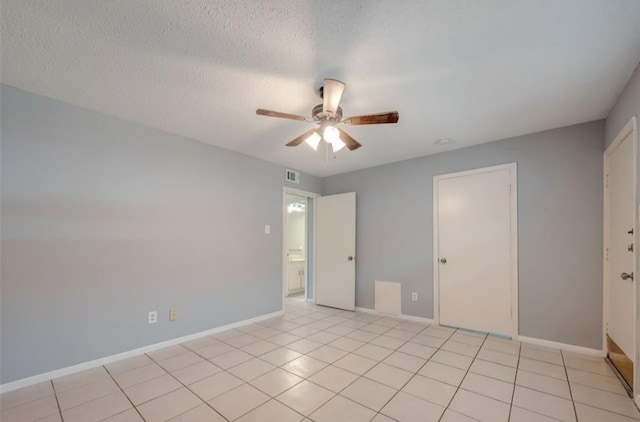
[{"left": 304, "top": 131, "right": 321, "bottom": 150}]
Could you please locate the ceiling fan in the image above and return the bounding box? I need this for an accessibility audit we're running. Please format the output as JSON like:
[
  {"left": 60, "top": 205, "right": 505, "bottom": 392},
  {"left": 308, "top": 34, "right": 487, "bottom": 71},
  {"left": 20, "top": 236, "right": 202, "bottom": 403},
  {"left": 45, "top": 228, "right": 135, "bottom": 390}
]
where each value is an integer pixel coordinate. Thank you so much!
[{"left": 256, "top": 78, "right": 399, "bottom": 152}]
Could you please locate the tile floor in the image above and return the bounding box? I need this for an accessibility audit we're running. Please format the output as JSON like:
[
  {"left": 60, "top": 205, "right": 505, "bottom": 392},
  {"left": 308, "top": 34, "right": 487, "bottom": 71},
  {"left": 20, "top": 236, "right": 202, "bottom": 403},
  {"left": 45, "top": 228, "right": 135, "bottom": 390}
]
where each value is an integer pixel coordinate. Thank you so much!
[{"left": 2, "top": 295, "right": 639, "bottom": 421}]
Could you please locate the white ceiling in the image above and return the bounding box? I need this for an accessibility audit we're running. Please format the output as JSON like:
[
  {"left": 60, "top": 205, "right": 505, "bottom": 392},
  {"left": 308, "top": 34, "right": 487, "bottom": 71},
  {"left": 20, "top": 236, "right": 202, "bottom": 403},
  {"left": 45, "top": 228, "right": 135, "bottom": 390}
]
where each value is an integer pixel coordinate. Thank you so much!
[{"left": 2, "top": 1, "right": 640, "bottom": 177}]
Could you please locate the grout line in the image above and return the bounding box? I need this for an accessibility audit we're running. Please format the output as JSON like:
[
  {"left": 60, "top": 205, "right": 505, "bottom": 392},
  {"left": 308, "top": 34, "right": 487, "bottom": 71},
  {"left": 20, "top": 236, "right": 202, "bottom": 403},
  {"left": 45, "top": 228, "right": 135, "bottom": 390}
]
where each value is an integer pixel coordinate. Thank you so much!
[
  {"left": 50, "top": 380, "right": 65, "bottom": 422},
  {"left": 103, "top": 364, "right": 147, "bottom": 422},
  {"left": 506, "top": 337, "right": 523, "bottom": 421},
  {"left": 561, "top": 350, "right": 579, "bottom": 422}
]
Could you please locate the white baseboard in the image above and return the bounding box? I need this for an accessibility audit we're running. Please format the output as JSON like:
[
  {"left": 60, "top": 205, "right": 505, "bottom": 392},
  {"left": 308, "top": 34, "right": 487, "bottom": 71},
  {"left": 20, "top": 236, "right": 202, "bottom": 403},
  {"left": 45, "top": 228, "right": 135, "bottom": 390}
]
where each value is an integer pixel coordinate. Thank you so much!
[
  {"left": 0, "top": 310, "right": 283, "bottom": 394},
  {"left": 355, "top": 307, "right": 435, "bottom": 325},
  {"left": 516, "top": 335, "right": 605, "bottom": 357}
]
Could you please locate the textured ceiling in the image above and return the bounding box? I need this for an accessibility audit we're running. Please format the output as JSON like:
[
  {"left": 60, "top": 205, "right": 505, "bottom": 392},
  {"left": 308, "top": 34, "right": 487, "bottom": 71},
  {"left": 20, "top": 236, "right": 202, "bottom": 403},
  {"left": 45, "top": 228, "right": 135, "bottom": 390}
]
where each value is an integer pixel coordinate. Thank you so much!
[{"left": 2, "top": 1, "right": 640, "bottom": 177}]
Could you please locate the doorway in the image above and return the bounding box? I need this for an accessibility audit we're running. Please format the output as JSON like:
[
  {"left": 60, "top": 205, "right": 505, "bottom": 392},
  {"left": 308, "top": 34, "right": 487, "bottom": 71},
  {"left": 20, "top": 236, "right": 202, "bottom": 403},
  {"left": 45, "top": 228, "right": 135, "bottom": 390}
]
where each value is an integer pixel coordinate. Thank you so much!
[
  {"left": 283, "top": 188, "right": 320, "bottom": 304},
  {"left": 433, "top": 163, "right": 518, "bottom": 338},
  {"left": 604, "top": 116, "right": 637, "bottom": 396}
]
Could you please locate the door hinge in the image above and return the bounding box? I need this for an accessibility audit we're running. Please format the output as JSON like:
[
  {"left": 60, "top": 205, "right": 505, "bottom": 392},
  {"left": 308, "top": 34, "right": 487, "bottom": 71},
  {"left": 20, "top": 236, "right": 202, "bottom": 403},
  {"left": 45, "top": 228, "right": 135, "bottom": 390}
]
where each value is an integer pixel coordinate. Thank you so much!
[
  {"left": 606, "top": 247, "right": 609, "bottom": 262},
  {"left": 606, "top": 174, "right": 609, "bottom": 189}
]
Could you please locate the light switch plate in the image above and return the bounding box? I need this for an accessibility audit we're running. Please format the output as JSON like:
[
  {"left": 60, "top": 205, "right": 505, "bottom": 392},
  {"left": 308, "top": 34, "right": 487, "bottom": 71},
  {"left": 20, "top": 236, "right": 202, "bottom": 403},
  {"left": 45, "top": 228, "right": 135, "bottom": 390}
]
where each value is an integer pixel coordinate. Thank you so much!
[{"left": 264, "top": 224, "right": 271, "bottom": 234}]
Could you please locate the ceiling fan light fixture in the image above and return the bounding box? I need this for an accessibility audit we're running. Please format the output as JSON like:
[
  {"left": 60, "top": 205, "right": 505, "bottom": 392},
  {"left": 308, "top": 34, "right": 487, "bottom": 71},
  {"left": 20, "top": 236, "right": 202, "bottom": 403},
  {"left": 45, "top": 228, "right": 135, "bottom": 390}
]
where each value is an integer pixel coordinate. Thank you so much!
[
  {"left": 323, "top": 125, "right": 346, "bottom": 152},
  {"left": 304, "top": 131, "right": 321, "bottom": 150}
]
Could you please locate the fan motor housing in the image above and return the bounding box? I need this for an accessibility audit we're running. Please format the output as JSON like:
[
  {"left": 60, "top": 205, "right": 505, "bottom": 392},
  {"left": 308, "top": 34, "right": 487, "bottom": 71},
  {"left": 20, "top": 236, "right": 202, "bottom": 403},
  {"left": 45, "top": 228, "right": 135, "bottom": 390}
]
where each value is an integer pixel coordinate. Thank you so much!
[{"left": 312, "top": 104, "right": 343, "bottom": 122}]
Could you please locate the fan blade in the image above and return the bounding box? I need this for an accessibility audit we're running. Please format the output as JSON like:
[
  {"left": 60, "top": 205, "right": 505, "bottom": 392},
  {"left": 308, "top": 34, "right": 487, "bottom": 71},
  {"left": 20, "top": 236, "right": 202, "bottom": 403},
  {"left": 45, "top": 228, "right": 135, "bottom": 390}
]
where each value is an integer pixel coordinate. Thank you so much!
[
  {"left": 338, "top": 129, "right": 362, "bottom": 151},
  {"left": 343, "top": 111, "right": 399, "bottom": 125},
  {"left": 323, "top": 79, "right": 346, "bottom": 115},
  {"left": 256, "top": 109, "right": 310, "bottom": 121},
  {"left": 286, "top": 129, "right": 317, "bottom": 147}
]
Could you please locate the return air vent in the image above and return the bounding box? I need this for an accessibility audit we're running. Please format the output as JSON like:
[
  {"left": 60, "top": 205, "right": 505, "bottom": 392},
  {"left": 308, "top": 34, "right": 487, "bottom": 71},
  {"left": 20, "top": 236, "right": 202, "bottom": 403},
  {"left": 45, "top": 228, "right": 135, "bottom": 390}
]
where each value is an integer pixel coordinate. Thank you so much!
[{"left": 286, "top": 169, "right": 300, "bottom": 184}]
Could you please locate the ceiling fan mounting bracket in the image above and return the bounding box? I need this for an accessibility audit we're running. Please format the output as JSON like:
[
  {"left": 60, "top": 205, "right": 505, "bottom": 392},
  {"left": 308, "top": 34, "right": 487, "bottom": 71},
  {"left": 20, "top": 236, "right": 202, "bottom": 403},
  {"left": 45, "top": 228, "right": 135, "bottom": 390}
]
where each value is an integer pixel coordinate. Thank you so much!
[{"left": 312, "top": 104, "right": 342, "bottom": 122}]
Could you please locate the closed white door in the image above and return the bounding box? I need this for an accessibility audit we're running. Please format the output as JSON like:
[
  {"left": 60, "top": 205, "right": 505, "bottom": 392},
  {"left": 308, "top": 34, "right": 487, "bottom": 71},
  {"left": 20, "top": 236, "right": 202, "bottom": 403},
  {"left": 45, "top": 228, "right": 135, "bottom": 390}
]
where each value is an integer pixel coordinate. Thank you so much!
[
  {"left": 606, "top": 129, "right": 635, "bottom": 386},
  {"left": 437, "top": 166, "right": 515, "bottom": 337},
  {"left": 315, "top": 192, "right": 356, "bottom": 311}
]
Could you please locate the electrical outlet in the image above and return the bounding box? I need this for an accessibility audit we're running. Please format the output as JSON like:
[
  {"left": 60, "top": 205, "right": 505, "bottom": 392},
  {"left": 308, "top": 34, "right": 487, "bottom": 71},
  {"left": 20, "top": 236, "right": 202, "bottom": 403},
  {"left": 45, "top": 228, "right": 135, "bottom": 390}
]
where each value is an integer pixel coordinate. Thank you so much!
[
  {"left": 264, "top": 224, "right": 271, "bottom": 234},
  {"left": 148, "top": 311, "right": 158, "bottom": 324},
  {"left": 169, "top": 308, "right": 178, "bottom": 321},
  {"left": 411, "top": 292, "right": 418, "bottom": 302}
]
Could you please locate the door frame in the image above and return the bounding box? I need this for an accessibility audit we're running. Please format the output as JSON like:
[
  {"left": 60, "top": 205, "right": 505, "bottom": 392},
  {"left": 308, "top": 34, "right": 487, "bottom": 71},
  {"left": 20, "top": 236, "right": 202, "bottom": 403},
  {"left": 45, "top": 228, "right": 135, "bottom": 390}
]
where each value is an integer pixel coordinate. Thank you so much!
[
  {"left": 282, "top": 187, "right": 320, "bottom": 307},
  {"left": 603, "top": 116, "right": 638, "bottom": 397},
  {"left": 433, "top": 162, "right": 519, "bottom": 338}
]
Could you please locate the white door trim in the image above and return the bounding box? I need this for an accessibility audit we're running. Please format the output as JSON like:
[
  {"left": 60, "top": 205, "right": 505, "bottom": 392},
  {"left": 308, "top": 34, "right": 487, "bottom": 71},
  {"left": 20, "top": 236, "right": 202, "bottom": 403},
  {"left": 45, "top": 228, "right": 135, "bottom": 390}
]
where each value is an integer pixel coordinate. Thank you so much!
[
  {"left": 603, "top": 116, "right": 638, "bottom": 396},
  {"left": 283, "top": 187, "right": 320, "bottom": 308},
  {"left": 433, "top": 162, "right": 519, "bottom": 338}
]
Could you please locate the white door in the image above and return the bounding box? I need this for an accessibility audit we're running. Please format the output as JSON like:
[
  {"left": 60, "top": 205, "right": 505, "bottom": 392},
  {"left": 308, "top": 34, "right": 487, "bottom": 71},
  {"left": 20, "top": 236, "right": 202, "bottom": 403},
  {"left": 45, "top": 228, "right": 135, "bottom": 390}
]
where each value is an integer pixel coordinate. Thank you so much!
[
  {"left": 437, "top": 166, "right": 515, "bottom": 337},
  {"left": 606, "top": 129, "right": 635, "bottom": 384},
  {"left": 316, "top": 192, "right": 356, "bottom": 310}
]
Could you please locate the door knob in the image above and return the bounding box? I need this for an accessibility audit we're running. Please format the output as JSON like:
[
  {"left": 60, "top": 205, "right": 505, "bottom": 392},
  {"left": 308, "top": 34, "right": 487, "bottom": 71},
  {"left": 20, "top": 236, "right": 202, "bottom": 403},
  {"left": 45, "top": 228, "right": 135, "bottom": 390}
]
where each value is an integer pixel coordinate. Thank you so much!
[
  {"left": 621, "top": 272, "right": 634, "bottom": 281},
  {"left": 348, "top": 256, "right": 354, "bottom": 261},
  {"left": 440, "top": 258, "right": 447, "bottom": 264}
]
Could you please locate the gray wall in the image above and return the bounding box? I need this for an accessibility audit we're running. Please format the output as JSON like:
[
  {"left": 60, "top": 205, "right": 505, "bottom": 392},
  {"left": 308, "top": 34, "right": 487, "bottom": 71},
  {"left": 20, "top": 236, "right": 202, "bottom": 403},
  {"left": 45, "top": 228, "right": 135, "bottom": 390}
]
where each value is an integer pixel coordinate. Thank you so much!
[
  {"left": 323, "top": 121, "right": 605, "bottom": 349},
  {"left": 604, "top": 61, "right": 640, "bottom": 392},
  {"left": 0, "top": 85, "right": 322, "bottom": 384}
]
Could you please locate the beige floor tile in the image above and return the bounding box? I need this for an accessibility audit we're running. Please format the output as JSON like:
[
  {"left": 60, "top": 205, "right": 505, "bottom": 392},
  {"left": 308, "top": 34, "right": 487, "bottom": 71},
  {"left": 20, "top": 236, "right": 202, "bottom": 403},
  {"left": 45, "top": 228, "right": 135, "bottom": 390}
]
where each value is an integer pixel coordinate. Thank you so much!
[
  {"left": 431, "top": 350, "right": 473, "bottom": 370},
  {"left": 276, "top": 380, "right": 335, "bottom": 416},
  {"left": 57, "top": 376, "right": 120, "bottom": 409},
  {"left": 306, "top": 331, "right": 340, "bottom": 344},
  {"left": 461, "top": 372, "right": 513, "bottom": 403},
  {"left": 441, "top": 340, "right": 481, "bottom": 357},
  {"left": 235, "top": 399, "right": 303, "bottom": 422},
  {"left": 349, "top": 329, "right": 380, "bottom": 343},
  {"left": 250, "top": 368, "right": 303, "bottom": 396},
  {"left": 307, "top": 345, "right": 349, "bottom": 363},
  {"left": 370, "top": 335, "right": 407, "bottom": 350},
  {"left": 575, "top": 402, "right": 640, "bottom": 422},
  {"left": 329, "top": 337, "right": 366, "bottom": 352},
  {"left": 468, "top": 359, "right": 516, "bottom": 383},
  {"left": 509, "top": 406, "right": 559, "bottom": 421},
  {"left": 188, "top": 371, "right": 244, "bottom": 401},
  {"left": 518, "top": 358, "right": 566, "bottom": 380},
  {"left": 419, "top": 361, "right": 466, "bottom": 386},
  {"left": 411, "top": 334, "right": 447, "bottom": 348},
  {"left": 334, "top": 353, "right": 378, "bottom": 375},
  {"left": 0, "top": 381, "right": 54, "bottom": 410},
  {"left": 266, "top": 332, "right": 301, "bottom": 346},
  {"left": 383, "top": 351, "right": 427, "bottom": 372},
  {"left": 482, "top": 339, "right": 520, "bottom": 356},
  {"left": 398, "top": 342, "right": 437, "bottom": 359},
  {"left": 520, "top": 347, "right": 564, "bottom": 365},
  {"left": 124, "top": 374, "right": 182, "bottom": 405},
  {"left": 570, "top": 383, "right": 640, "bottom": 419},
  {"left": 325, "top": 324, "right": 355, "bottom": 336},
  {"left": 402, "top": 374, "right": 457, "bottom": 407},
  {"left": 341, "top": 377, "right": 397, "bottom": 411},
  {"left": 193, "top": 342, "right": 235, "bottom": 359},
  {"left": 113, "top": 363, "right": 167, "bottom": 389},
  {"left": 422, "top": 327, "right": 454, "bottom": 339},
  {"left": 33, "top": 414, "right": 63, "bottom": 422},
  {"left": 449, "top": 333, "right": 485, "bottom": 346},
  {"left": 371, "top": 413, "right": 397, "bottom": 422},
  {"left": 285, "top": 339, "right": 324, "bottom": 354},
  {"left": 512, "top": 386, "right": 576, "bottom": 421},
  {"left": 106, "top": 355, "right": 155, "bottom": 375},
  {"left": 157, "top": 351, "right": 204, "bottom": 372},
  {"left": 171, "top": 360, "right": 222, "bottom": 385},
  {"left": 289, "top": 326, "right": 320, "bottom": 337},
  {"left": 282, "top": 355, "right": 328, "bottom": 378},
  {"left": 136, "top": 388, "right": 202, "bottom": 422},
  {"left": 168, "top": 404, "right": 225, "bottom": 421},
  {"left": 365, "top": 362, "right": 414, "bottom": 389},
  {"left": 476, "top": 349, "right": 518, "bottom": 367},
  {"left": 209, "top": 349, "right": 253, "bottom": 369},
  {"left": 53, "top": 367, "right": 111, "bottom": 393},
  {"left": 381, "top": 391, "right": 445, "bottom": 422},
  {"left": 396, "top": 322, "right": 428, "bottom": 334},
  {"left": 308, "top": 365, "right": 359, "bottom": 392},
  {"left": 567, "top": 368, "right": 628, "bottom": 395},
  {"left": 0, "top": 394, "right": 59, "bottom": 422},
  {"left": 449, "top": 389, "right": 510, "bottom": 422},
  {"left": 102, "top": 408, "right": 145, "bottom": 421},
  {"left": 228, "top": 358, "right": 275, "bottom": 381},
  {"left": 260, "top": 347, "right": 302, "bottom": 366},
  {"left": 310, "top": 395, "right": 376, "bottom": 422},
  {"left": 147, "top": 345, "right": 189, "bottom": 361},
  {"left": 211, "top": 329, "right": 244, "bottom": 341},
  {"left": 240, "top": 340, "right": 280, "bottom": 356},
  {"left": 209, "top": 384, "right": 269, "bottom": 421},
  {"left": 224, "top": 334, "right": 260, "bottom": 348},
  {"left": 250, "top": 327, "right": 282, "bottom": 339},
  {"left": 62, "top": 391, "right": 132, "bottom": 422},
  {"left": 516, "top": 369, "right": 571, "bottom": 399},
  {"left": 562, "top": 354, "right": 614, "bottom": 377},
  {"left": 440, "top": 409, "right": 480, "bottom": 422}
]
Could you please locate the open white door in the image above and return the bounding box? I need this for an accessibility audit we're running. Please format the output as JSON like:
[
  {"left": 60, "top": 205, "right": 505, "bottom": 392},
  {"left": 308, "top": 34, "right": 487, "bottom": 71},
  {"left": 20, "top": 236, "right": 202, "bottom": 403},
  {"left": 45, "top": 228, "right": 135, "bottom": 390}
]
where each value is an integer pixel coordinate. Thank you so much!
[{"left": 315, "top": 192, "right": 356, "bottom": 311}]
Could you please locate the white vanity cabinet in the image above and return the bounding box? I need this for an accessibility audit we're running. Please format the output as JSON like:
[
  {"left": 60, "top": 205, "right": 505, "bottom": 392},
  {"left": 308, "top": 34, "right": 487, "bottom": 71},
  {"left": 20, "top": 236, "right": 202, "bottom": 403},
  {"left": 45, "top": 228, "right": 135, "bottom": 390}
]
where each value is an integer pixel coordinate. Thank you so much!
[{"left": 287, "top": 260, "right": 305, "bottom": 293}]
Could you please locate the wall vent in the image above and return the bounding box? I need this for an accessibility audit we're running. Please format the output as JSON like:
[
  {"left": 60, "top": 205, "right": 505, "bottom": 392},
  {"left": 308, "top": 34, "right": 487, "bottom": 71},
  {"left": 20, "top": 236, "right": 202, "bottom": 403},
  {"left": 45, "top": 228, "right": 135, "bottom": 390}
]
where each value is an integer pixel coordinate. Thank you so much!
[{"left": 286, "top": 169, "right": 300, "bottom": 184}]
